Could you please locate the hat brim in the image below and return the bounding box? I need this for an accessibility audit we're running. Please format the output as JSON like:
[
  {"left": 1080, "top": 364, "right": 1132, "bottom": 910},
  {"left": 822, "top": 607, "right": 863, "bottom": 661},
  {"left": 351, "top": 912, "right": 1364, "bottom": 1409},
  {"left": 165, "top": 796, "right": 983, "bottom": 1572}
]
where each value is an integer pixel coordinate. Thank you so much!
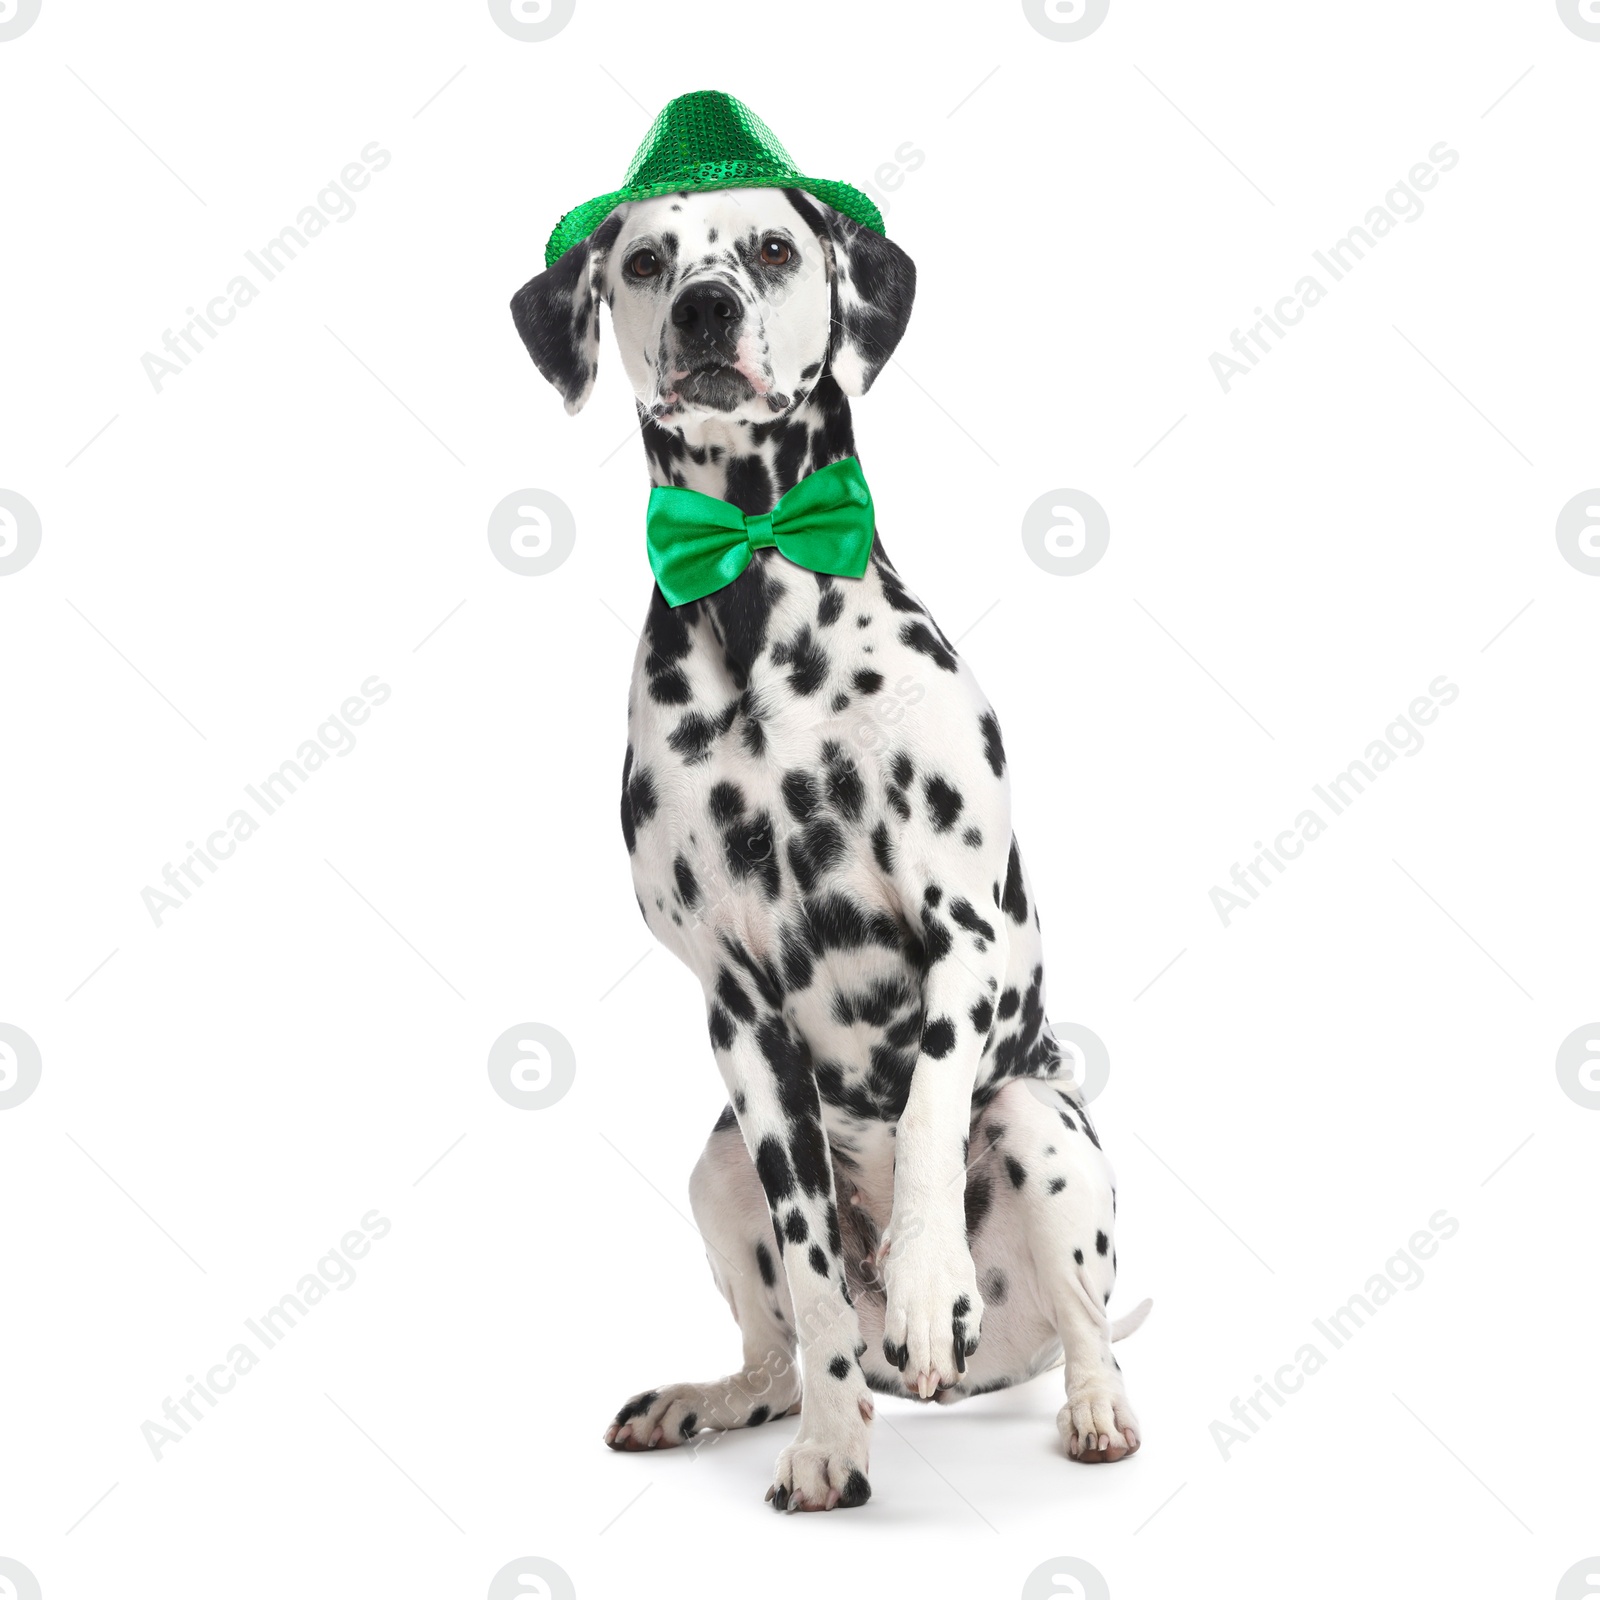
[{"left": 544, "top": 165, "right": 884, "bottom": 267}]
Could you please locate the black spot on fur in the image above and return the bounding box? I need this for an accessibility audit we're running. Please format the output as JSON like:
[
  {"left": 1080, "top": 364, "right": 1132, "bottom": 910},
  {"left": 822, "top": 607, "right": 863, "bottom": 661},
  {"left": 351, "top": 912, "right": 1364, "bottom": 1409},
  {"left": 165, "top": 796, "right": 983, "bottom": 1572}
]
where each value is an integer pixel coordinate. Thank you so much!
[
  {"left": 921, "top": 1017, "right": 956, "bottom": 1058},
  {"left": 716, "top": 968, "right": 756, "bottom": 1021},
  {"left": 674, "top": 855, "right": 700, "bottom": 908},
  {"left": 871, "top": 822, "right": 894, "bottom": 873},
  {"left": 949, "top": 898, "right": 996, "bottom": 941},
  {"left": 709, "top": 781, "right": 745, "bottom": 823},
  {"left": 1096, "top": 1230, "right": 1109, "bottom": 1256},
  {"left": 705, "top": 555, "right": 783, "bottom": 688},
  {"left": 772, "top": 624, "right": 829, "bottom": 696},
  {"left": 801, "top": 892, "right": 904, "bottom": 956},
  {"left": 900, "top": 620, "right": 957, "bottom": 672},
  {"left": 1001, "top": 839, "right": 1029, "bottom": 924},
  {"left": 970, "top": 997, "right": 994, "bottom": 1034},
  {"left": 1049, "top": 1177, "right": 1067, "bottom": 1194},
  {"left": 923, "top": 775, "right": 964, "bottom": 832},
  {"left": 756, "top": 1242, "right": 777, "bottom": 1286},
  {"left": 873, "top": 553, "right": 924, "bottom": 615},
  {"left": 817, "top": 587, "right": 845, "bottom": 628},
  {"left": 724, "top": 810, "right": 780, "bottom": 900},
  {"left": 1004, "top": 1155, "right": 1027, "bottom": 1189},
  {"left": 781, "top": 769, "right": 818, "bottom": 822},
  {"left": 786, "top": 816, "right": 846, "bottom": 893},
  {"left": 808, "top": 1243, "right": 829, "bottom": 1276},
  {"left": 649, "top": 667, "right": 691, "bottom": 705},
  {"left": 668, "top": 710, "right": 720, "bottom": 763},
  {"left": 853, "top": 669, "right": 884, "bottom": 695},
  {"left": 965, "top": 1171, "right": 993, "bottom": 1239},
  {"left": 979, "top": 711, "right": 1005, "bottom": 777},
  {"left": 755, "top": 1137, "right": 795, "bottom": 1201},
  {"left": 839, "top": 1468, "right": 871, "bottom": 1507},
  {"left": 829, "top": 1355, "right": 851, "bottom": 1380},
  {"left": 997, "top": 987, "right": 1020, "bottom": 1020},
  {"left": 724, "top": 454, "right": 774, "bottom": 516},
  {"left": 613, "top": 1390, "right": 658, "bottom": 1425},
  {"left": 826, "top": 752, "right": 865, "bottom": 819},
  {"left": 918, "top": 908, "right": 952, "bottom": 966}
]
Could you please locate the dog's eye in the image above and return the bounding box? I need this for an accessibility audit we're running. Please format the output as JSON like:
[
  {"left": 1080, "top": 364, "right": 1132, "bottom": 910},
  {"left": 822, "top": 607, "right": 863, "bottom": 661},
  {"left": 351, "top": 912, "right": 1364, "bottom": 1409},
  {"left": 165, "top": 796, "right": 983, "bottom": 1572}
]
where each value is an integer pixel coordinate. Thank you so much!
[
  {"left": 759, "top": 237, "right": 792, "bottom": 266},
  {"left": 627, "top": 249, "right": 661, "bottom": 279}
]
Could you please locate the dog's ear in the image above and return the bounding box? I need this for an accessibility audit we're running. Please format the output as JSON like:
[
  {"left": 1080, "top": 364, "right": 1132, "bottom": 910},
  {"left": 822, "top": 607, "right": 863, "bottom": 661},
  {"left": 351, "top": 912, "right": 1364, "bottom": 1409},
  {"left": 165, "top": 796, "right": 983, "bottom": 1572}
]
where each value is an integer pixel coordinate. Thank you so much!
[
  {"left": 803, "top": 200, "right": 917, "bottom": 397},
  {"left": 509, "top": 213, "right": 622, "bottom": 415}
]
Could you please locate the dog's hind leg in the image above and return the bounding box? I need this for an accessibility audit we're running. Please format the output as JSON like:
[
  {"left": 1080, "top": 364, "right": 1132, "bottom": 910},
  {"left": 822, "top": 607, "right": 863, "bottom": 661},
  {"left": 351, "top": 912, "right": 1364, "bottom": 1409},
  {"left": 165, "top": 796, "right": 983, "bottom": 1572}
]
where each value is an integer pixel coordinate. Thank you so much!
[
  {"left": 977, "top": 1077, "right": 1144, "bottom": 1462},
  {"left": 605, "top": 1112, "right": 802, "bottom": 1452}
]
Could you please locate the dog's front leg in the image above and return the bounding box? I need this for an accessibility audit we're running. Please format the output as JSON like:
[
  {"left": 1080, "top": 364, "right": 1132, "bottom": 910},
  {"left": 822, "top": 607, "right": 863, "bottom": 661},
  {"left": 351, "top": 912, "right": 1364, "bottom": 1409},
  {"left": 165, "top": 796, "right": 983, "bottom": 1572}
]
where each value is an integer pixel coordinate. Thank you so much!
[
  {"left": 881, "top": 898, "right": 1009, "bottom": 1398},
  {"left": 706, "top": 971, "right": 873, "bottom": 1511}
]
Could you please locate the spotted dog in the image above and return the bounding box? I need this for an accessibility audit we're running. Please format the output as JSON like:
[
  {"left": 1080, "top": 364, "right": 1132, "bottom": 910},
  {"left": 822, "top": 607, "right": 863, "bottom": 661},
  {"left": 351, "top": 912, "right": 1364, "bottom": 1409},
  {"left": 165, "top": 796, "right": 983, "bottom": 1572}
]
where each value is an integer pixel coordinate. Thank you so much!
[{"left": 511, "top": 186, "right": 1149, "bottom": 1513}]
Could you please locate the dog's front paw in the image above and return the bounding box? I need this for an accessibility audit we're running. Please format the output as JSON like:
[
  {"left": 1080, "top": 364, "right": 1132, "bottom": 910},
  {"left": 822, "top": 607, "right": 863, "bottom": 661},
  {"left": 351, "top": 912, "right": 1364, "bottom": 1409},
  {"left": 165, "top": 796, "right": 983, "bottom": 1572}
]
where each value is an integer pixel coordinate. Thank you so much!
[
  {"left": 1058, "top": 1382, "right": 1141, "bottom": 1463},
  {"left": 764, "top": 1378, "right": 874, "bottom": 1511},
  {"left": 880, "top": 1221, "right": 984, "bottom": 1400},
  {"left": 765, "top": 1435, "right": 872, "bottom": 1512}
]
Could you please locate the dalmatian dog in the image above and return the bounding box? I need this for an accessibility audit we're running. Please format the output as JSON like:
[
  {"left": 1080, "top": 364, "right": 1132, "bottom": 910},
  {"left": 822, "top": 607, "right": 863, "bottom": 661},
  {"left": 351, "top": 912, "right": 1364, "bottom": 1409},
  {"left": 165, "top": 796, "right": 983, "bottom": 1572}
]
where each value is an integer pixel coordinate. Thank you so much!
[{"left": 511, "top": 185, "right": 1149, "bottom": 1512}]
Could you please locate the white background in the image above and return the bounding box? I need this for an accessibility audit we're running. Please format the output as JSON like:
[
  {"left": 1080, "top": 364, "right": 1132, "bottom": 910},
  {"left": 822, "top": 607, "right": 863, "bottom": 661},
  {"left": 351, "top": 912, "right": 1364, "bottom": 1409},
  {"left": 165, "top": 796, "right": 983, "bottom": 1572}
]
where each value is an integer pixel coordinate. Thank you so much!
[{"left": 2, "top": 2, "right": 1597, "bottom": 1597}]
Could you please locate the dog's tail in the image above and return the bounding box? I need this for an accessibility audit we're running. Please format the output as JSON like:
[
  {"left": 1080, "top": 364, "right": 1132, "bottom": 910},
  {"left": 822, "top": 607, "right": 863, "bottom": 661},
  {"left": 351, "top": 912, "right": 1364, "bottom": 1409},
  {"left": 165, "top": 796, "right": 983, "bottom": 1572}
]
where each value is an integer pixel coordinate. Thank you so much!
[{"left": 1110, "top": 1297, "right": 1153, "bottom": 1342}]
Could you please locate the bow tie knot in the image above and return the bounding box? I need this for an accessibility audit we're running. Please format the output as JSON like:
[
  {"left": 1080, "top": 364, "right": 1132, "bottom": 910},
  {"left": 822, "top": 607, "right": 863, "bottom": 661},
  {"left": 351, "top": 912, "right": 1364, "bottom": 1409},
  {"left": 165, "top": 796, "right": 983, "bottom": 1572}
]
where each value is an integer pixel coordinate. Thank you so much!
[{"left": 645, "top": 455, "right": 875, "bottom": 606}]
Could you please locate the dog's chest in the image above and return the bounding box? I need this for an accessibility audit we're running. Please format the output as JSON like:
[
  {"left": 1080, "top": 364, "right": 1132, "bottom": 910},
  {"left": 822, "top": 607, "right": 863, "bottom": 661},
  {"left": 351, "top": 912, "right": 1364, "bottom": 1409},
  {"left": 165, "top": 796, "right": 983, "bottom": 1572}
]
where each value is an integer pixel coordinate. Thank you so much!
[{"left": 619, "top": 549, "right": 969, "bottom": 1121}]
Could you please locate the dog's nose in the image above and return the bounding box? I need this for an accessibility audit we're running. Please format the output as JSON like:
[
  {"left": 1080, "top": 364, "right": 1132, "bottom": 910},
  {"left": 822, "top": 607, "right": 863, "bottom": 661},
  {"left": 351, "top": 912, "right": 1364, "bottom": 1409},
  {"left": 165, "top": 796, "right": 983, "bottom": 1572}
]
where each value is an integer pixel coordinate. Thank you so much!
[{"left": 671, "top": 282, "right": 742, "bottom": 343}]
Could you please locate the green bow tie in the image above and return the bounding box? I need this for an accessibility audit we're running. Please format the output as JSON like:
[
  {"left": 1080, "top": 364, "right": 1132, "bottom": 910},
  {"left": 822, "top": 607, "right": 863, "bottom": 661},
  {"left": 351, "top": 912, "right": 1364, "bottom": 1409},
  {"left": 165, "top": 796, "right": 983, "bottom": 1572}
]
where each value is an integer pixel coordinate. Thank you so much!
[{"left": 645, "top": 455, "right": 875, "bottom": 607}]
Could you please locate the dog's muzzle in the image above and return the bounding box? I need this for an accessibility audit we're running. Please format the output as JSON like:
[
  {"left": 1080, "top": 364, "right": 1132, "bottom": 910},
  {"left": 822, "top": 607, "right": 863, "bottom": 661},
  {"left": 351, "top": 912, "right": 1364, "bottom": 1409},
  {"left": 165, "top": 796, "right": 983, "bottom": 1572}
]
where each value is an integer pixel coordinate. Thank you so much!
[{"left": 662, "top": 279, "right": 774, "bottom": 410}]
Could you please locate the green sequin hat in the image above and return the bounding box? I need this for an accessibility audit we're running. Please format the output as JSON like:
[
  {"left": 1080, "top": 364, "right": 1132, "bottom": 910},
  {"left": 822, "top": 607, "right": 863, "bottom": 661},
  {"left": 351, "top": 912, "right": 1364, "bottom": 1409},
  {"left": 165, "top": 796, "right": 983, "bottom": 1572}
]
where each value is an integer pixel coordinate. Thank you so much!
[{"left": 544, "top": 89, "right": 886, "bottom": 267}]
